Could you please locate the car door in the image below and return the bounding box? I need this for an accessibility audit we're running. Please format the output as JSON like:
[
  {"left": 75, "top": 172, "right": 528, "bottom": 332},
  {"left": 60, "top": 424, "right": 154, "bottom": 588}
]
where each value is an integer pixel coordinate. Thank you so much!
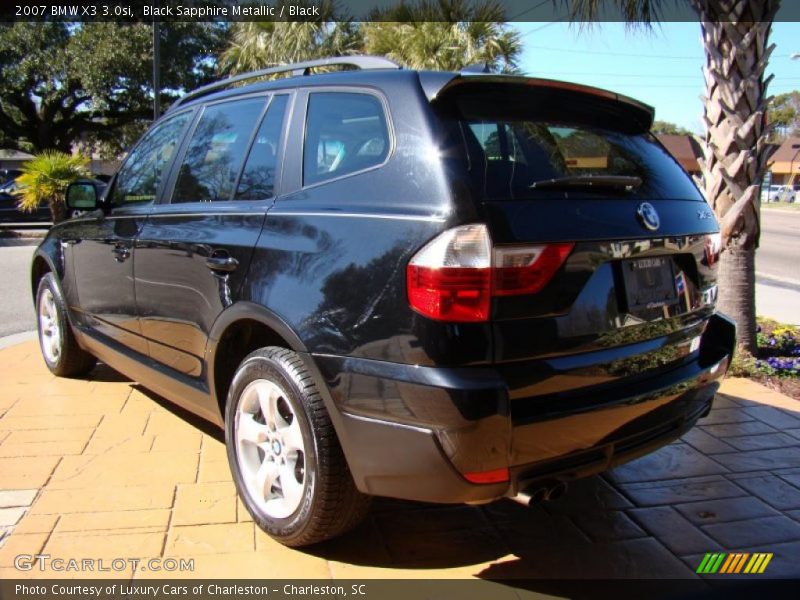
[
  {"left": 69, "top": 110, "right": 194, "bottom": 354},
  {"left": 134, "top": 93, "right": 291, "bottom": 376}
]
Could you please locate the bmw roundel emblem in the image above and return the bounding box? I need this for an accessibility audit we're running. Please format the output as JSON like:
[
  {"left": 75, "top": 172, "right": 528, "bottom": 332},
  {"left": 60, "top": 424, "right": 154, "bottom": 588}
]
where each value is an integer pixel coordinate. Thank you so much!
[{"left": 637, "top": 202, "right": 660, "bottom": 231}]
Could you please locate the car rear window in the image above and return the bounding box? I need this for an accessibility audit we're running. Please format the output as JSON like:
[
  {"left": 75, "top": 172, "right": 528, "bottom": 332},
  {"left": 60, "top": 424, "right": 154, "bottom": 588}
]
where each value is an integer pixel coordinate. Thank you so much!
[{"left": 441, "top": 89, "right": 704, "bottom": 202}]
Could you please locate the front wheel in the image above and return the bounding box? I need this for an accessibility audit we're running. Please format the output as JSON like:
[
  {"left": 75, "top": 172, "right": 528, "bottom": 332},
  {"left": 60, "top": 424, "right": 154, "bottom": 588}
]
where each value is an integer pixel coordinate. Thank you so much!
[
  {"left": 36, "top": 273, "right": 97, "bottom": 377},
  {"left": 225, "top": 347, "right": 371, "bottom": 546}
]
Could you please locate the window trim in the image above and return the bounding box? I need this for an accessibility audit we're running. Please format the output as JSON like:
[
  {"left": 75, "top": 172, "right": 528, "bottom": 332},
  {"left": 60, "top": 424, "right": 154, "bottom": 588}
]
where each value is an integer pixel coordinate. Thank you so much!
[
  {"left": 299, "top": 86, "right": 395, "bottom": 191},
  {"left": 107, "top": 107, "right": 196, "bottom": 208},
  {"left": 232, "top": 93, "right": 292, "bottom": 203},
  {"left": 160, "top": 91, "right": 273, "bottom": 207}
]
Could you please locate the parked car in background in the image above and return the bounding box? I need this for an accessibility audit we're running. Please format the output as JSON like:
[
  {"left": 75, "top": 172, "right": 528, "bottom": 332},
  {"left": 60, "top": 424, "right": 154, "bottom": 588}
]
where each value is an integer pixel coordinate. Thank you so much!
[
  {"left": 762, "top": 184, "right": 796, "bottom": 203},
  {"left": 1, "top": 169, "right": 22, "bottom": 186},
  {"left": 31, "top": 57, "right": 734, "bottom": 547},
  {"left": 0, "top": 179, "right": 50, "bottom": 222}
]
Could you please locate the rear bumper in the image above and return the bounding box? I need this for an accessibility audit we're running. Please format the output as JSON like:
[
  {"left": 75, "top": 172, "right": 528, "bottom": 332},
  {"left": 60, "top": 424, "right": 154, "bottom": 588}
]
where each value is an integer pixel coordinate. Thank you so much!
[{"left": 309, "top": 313, "right": 735, "bottom": 504}]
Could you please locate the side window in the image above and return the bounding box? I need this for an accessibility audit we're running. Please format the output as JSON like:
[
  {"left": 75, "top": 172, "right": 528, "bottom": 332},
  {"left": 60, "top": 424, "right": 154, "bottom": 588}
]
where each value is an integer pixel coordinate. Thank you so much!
[
  {"left": 303, "top": 92, "right": 389, "bottom": 186},
  {"left": 235, "top": 95, "right": 289, "bottom": 201},
  {"left": 110, "top": 112, "right": 191, "bottom": 205},
  {"left": 172, "top": 97, "right": 265, "bottom": 203}
]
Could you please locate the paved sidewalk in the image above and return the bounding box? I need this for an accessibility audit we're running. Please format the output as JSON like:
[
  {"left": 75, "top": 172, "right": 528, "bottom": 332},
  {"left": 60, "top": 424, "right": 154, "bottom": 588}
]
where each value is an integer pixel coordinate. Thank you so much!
[{"left": 1, "top": 340, "right": 800, "bottom": 584}]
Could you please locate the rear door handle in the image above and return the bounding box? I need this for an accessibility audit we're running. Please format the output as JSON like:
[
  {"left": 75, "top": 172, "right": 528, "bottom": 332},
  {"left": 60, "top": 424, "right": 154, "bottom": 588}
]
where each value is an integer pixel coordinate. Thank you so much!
[{"left": 205, "top": 255, "right": 239, "bottom": 272}]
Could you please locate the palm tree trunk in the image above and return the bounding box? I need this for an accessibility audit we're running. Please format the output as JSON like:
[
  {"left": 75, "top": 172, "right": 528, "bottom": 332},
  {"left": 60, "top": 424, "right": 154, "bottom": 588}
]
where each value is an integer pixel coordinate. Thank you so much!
[
  {"left": 690, "top": 0, "right": 780, "bottom": 356},
  {"left": 49, "top": 197, "right": 67, "bottom": 224}
]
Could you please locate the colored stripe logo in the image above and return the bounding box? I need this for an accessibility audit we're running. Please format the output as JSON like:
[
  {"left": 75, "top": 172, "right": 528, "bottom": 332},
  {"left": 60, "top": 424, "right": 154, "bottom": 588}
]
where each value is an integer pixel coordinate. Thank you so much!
[{"left": 696, "top": 552, "right": 773, "bottom": 574}]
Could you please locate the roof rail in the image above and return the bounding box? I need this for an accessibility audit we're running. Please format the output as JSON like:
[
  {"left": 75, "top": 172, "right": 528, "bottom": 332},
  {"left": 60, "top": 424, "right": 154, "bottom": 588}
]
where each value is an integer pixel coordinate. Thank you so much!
[{"left": 169, "top": 56, "right": 401, "bottom": 112}]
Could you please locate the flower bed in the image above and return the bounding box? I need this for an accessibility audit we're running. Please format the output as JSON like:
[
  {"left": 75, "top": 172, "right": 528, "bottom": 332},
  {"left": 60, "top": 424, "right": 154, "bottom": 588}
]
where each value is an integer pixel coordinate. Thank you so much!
[{"left": 732, "top": 319, "right": 800, "bottom": 399}]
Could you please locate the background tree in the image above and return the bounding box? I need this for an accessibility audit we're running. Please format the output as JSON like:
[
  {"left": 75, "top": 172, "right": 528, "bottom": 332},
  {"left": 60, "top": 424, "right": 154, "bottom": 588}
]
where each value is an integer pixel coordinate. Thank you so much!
[
  {"left": 651, "top": 120, "right": 694, "bottom": 136},
  {"left": 0, "top": 22, "right": 227, "bottom": 156},
  {"left": 568, "top": 0, "right": 779, "bottom": 357},
  {"left": 767, "top": 91, "right": 800, "bottom": 141},
  {"left": 14, "top": 151, "right": 89, "bottom": 224},
  {"left": 218, "top": 0, "right": 521, "bottom": 75},
  {"left": 362, "top": 0, "right": 521, "bottom": 71},
  {"left": 219, "top": 1, "right": 361, "bottom": 74}
]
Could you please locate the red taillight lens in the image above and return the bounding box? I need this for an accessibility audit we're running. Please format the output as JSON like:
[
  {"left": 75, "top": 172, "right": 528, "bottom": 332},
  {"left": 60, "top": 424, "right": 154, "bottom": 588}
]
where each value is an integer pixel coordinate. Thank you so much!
[
  {"left": 493, "top": 243, "right": 575, "bottom": 296},
  {"left": 407, "top": 225, "right": 574, "bottom": 322},
  {"left": 407, "top": 265, "right": 491, "bottom": 322}
]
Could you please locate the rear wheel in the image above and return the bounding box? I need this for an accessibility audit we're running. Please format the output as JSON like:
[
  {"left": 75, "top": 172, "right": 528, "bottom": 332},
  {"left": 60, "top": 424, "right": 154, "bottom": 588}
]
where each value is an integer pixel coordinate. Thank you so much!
[
  {"left": 225, "top": 346, "right": 371, "bottom": 546},
  {"left": 36, "top": 273, "right": 96, "bottom": 377}
]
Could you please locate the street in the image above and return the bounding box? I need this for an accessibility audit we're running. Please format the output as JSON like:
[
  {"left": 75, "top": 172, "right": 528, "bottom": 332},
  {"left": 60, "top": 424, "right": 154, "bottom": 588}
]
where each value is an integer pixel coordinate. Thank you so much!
[
  {"left": 758, "top": 208, "right": 800, "bottom": 284},
  {"left": 0, "top": 210, "right": 798, "bottom": 340},
  {"left": 757, "top": 208, "right": 800, "bottom": 324},
  {"left": 0, "top": 240, "right": 36, "bottom": 338}
]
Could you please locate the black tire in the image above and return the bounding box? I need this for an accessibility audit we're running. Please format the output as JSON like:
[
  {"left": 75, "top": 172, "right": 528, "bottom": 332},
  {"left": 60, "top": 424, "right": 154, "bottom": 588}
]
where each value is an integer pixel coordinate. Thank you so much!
[
  {"left": 35, "top": 273, "right": 97, "bottom": 377},
  {"left": 225, "top": 346, "right": 371, "bottom": 546}
]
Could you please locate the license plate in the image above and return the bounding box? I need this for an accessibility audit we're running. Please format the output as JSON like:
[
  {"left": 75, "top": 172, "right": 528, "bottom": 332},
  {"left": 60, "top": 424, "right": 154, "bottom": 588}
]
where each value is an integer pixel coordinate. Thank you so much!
[{"left": 621, "top": 257, "right": 678, "bottom": 311}]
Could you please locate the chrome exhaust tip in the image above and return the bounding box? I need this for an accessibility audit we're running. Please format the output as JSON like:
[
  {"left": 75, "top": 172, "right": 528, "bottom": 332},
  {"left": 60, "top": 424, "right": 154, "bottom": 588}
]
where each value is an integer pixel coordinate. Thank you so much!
[{"left": 510, "top": 480, "right": 568, "bottom": 506}]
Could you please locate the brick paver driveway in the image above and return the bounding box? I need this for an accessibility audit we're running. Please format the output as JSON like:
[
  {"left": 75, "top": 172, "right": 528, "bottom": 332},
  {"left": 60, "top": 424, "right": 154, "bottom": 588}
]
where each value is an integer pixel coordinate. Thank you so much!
[{"left": 1, "top": 339, "right": 800, "bottom": 583}]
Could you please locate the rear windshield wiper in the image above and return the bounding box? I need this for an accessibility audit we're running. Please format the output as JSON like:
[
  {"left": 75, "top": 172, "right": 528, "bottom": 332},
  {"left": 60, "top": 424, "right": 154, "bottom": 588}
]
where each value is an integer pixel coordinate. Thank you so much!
[{"left": 529, "top": 175, "right": 642, "bottom": 193}]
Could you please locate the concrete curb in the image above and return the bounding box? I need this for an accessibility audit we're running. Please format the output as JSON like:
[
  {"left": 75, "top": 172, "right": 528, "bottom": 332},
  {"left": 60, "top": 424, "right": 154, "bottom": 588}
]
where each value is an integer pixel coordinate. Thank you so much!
[{"left": 0, "top": 330, "right": 37, "bottom": 350}]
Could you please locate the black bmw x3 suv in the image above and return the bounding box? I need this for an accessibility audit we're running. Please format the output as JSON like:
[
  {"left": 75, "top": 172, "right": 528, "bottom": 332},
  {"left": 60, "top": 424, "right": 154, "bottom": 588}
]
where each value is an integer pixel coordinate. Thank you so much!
[{"left": 32, "top": 56, "right": 735, "bottom": 546}]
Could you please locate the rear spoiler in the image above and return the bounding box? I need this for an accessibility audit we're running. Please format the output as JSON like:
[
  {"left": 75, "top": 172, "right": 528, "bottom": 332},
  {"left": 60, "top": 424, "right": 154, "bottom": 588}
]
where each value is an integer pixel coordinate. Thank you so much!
[{"left": 419, "top": 72, "right": 655, "bottom": 134}]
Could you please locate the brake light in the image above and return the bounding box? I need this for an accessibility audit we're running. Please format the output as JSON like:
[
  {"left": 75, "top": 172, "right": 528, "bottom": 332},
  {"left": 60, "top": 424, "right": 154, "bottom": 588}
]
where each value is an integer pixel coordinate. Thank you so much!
[
  {"left": 493, "top": 243, "right": 575, "bottom": 296},
  {"left": 406, "top": 224, "right": 573, "bottom": 322}
]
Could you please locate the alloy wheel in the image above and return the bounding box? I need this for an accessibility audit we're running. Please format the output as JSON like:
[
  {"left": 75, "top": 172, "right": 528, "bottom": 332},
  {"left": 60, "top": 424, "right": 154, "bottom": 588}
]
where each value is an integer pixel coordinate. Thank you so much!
[
  {"left": 235, "top": 379, "right": 307, "bottom": 519},
  {"left": 38, "top": 288, "right": 61, "bottom": 364}
]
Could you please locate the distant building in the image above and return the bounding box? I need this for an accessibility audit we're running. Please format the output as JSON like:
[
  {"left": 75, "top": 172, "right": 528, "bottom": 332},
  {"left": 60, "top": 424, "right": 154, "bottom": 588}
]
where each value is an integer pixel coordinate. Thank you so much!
[
  {"left": 656, "top": 134, "right": 703, "bottom": 177},
  {"left": 0, "top": 149, "right": 34, "bottom": 172},
  {"left": 766, "top": 137, "right": 800, "bottom": 186},
  {"left": 0, "top": 149, "right": 119, "bottom": 178}
]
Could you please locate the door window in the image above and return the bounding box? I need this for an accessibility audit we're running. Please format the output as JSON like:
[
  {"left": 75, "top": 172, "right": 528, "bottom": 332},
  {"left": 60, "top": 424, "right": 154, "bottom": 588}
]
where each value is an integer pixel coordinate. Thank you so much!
[
  {"left": 235, "top": 95, "right": 289, "bottom": 201},
  {"left": 172, "top": 97, "right": 265, "bottom": 203},
  {"left": 109, "top": 111, "right": 192, "bottom": 205},
  {"left": 303, "top": 92, "right": 389, "bottom": 186}
]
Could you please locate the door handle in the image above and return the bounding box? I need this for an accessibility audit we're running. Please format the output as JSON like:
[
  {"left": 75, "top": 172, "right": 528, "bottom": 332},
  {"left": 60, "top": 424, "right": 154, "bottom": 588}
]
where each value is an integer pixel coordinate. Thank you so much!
[
  {"left": 205, "top": 255, "right": 239, "bottom": 272},
  {"left": 112, "top": 245, "right": 131, "bottom": 262}
]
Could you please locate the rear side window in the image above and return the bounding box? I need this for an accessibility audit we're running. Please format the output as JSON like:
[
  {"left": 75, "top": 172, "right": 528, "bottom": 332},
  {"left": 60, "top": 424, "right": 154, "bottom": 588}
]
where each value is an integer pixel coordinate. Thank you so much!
[
  {"left": 172, "top": 97, "right": 265, "bottom": 203},
  {"left": 303, "top": 92, "right": 389, "bottom": 186},
  {"left": 110, "top": 112, "right": 191, "bottom": 205},
  {"left": 235, "top": 95, "right": 289, "bottom": 201},
  {"left": 446, "top": 91, "right": 703, "bottom": 202}
]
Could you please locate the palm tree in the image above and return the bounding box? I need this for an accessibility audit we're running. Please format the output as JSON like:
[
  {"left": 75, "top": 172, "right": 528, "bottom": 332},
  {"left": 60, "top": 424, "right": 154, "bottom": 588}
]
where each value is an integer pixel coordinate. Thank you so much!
[
  {"left": 363, "top": 0, "right": 521, "bottom": 71},
  {"left": 218, "top": 1, "right": 361, "bottom": 75},
  {"left": 218, "top": 0, "right": 521, "bottom": 76},
  {"left": 567, "top": 0, "right": 779, "bottom": 356},
  {"left": 14, "top": 151, "right": 89, "bottom": 224}
]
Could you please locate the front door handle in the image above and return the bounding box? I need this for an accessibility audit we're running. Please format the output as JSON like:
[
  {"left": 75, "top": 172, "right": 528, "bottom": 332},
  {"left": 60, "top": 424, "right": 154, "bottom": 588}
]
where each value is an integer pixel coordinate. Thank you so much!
[{"left": 205, "top": 255, "right": 239, "bottom": 273}]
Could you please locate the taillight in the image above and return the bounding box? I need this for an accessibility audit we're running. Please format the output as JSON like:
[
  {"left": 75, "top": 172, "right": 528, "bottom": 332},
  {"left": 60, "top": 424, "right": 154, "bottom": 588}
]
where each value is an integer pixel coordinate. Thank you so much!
[
  {"left": 407, "top": 224, "right": 492, "bottom": 322},
  {"left": 407, "top": 224, "right": 573, "bottom": 322},
  {"left": 493, "top": 243, "right": 575, "bottom": 296}
]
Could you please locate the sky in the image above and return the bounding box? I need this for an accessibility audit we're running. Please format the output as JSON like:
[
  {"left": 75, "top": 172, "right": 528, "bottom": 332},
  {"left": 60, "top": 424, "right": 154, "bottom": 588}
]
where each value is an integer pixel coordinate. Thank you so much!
[{"left": 514, "top": 21, "right": 800, "bottom": 133}]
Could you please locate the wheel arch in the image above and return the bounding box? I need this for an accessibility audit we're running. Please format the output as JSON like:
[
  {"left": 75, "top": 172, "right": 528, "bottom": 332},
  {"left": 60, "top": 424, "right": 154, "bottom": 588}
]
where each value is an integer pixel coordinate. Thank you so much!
[
  {"left": 30, "top": 250, "right": 59, "bottom": 303},
  {"left": 206, "top": 302, "right": 309, "bottom": 421}
]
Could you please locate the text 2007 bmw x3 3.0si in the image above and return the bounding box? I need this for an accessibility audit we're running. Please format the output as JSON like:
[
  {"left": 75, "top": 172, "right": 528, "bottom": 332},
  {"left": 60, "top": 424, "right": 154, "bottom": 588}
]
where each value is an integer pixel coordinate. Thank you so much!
[{"left": 32, "top": 57, "right": 735, "bottom": 546}]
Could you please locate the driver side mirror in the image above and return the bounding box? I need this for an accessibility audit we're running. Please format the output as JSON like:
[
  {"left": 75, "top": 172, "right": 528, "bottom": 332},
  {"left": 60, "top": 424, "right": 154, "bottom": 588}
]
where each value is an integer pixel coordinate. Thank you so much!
[{"left": 65, "top": 181, "right": 99, "bottom": 211}]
